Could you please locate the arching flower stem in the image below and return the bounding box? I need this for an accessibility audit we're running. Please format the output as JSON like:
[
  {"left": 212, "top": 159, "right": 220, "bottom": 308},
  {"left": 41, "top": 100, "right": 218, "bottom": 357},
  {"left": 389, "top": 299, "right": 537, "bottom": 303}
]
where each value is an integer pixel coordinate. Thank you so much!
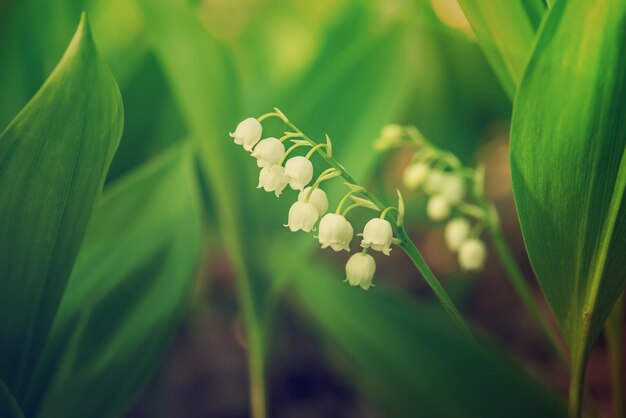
[
  {"left": 335, "top": 190, "right": 359, "bottom": 215},
  {"left": 379, "top": 206, "right": 399, "bottom": 220},
  {"left": 305, "top": 169, "right": 340, "bottom": 202},
  {"left": 258, "top": 110, "right": 289, "bottom": 123},
  {"left": 342, "top": 202, "right": 379, "bottom": 217},
  {"left": 305, "top": 143, "right": 329, "bottom": 159},
  {"left": 279, "top": 142, "right": 311, "bottom": 165},
  {"left": 274, "top": 108, "right": 477, "bottom": 345},
  {"left": 279, "top": 132, "right": 303, "bottom": 142}
]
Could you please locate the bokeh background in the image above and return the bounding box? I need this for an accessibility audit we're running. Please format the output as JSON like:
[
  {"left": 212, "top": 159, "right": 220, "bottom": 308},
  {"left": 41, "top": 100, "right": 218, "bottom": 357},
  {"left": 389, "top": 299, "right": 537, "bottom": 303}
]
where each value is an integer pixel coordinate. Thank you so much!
[{"left": 0, "top": 0, "right": 621, "bottom": 417}]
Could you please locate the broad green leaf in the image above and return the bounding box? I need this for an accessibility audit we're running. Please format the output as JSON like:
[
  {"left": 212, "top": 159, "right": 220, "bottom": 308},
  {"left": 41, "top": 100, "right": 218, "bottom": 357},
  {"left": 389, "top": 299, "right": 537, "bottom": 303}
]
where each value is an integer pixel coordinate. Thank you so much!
[
  {"left": 24, "top": 145, "right": 202, "bottom": 418},
  {"left": 0, "top": 14, "right": 123, "bottom": 396},
  {"left": 457, "top": 0, "right": 545, "bottom": 98},
  {"left": 288, "top": 261, "right": 566, "bottom": 418},
  {"left": 0, "top": 379, "right": 24, "bottom": 418},
  {"left": 510, "top": 0, "right": 626, "bottom": 406}
]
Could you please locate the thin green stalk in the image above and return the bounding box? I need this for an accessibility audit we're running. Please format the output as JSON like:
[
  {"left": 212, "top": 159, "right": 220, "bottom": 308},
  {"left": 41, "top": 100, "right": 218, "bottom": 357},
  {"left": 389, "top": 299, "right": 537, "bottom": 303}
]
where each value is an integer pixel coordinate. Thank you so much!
[
  {"left": 397, "top": 227, "right": 477, "bottom": 344},
  {"left": 249, "top": 341, "right": 267, "bottom": 418},
  {"left": 282, "top": 118, "right": 477, "bottom": 344},
  {"left": 569, "top": 344, "right": 589, "bottom": 418},
  {"left": 485, "top": 215, "right": 567, "bottom": 362},
  {"left": 606, "top": 293, "right": 625, "bottom": 418}
]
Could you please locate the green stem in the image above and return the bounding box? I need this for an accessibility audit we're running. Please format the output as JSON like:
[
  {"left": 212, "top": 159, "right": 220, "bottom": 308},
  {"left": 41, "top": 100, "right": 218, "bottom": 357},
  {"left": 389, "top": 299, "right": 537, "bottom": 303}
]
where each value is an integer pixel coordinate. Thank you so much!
[
  {"left": 397, "top": 226, "right": 477, "bottom": 344},
  {"left": 305, "top": 143, "right": 328, "bottom": 159},
  {"left": 380, "top": 206, "right": 398, "bottom": 219},
  {"left": 485, "top": 215, "right": 567, "bottom": 362},
  {"left": 282, "top": 116, "right": 476, "bottom": 344},
  {"left": 606, "top": 293, "right": 625, "bottom": 418},
  {"left": 342, "top": 202, "right": 378, "bottom": 217},
  {"left": 569, "top": 345, "right": 589, "bottom": 418},
  {"left": 249, "top": 348, "right": 266, "bottom": 418},
  {"left": 279, "top": 142, "right": 309, "bottom": 165}
]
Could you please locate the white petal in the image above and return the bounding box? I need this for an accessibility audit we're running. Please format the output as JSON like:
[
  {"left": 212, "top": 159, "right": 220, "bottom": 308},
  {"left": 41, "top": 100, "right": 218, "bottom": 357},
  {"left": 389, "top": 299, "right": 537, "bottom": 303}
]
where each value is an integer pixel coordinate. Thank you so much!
[
  {"left": 444, "top": 218, "right": 471, "bottom": 251},
  {"left": 427, "top": 195, "right": 451, "bottom": 221},
  {"left": 458, "top": 239, "right": 487, "bottom": 271},
  {"left": 285, "top": 156, "right": 313, "bottom": 190}
]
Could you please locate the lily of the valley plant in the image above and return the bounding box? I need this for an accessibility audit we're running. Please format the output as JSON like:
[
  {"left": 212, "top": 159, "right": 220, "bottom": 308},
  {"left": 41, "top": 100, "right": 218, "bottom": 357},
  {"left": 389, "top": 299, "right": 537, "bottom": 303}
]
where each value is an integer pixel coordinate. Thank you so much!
[{"left": 229, "top": 108, "right": 477, "bottom": 341}]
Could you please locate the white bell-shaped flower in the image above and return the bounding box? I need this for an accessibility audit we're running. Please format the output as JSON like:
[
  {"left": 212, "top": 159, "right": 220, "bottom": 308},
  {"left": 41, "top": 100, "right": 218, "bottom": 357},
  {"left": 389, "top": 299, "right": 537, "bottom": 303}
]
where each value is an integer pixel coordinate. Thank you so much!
[
  {"left": 427, "top": 195, "right": 451, "bottom": 221},
  {"left": 424, "top": 170, "right": 446, "bottom": 194},
  {"left": 251, "top": 137, "right": 285, "bottom": 168},
  {"left": 284, "top": 156, "right": 313, "bottom": 190},
  {"left": 345, "top": 252, "right": 376, "bottom": 290},
  {"left": 229, "top": 118, "right": 262, "bottom": 151},
  {"left": 318, "top": 213, "right": 354, "bottom": 252},
  {"left": 444, "top": 218, "right": 471, "bottom": 251},
  {"left": 360, "top": 218, "right": 393, "bottom": 255},
  {"left": 257, "top": 164, "right": 288, "bottom": 197},
  {"left": 285, "top": 201, "right": 319, "bottom": 232},
  {"left": 298, "top": 187, "right": 329, "bottom": 216},
  {"left": 403, "top": 162, "right": 429, "bottom": 190},
  {"left": 441, "top": 174, "right": 466, "bottom": 204},
  {"left": 458, "top": 238, "right": 487, "bottom": 271}
]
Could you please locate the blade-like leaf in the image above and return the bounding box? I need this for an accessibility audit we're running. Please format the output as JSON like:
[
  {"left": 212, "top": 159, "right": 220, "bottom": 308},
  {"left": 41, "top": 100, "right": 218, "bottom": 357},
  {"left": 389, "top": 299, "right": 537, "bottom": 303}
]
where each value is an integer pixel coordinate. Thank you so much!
[
  {"left": 25, "top": 145, "right": 202, "bottom": 418},
  {"left": 457, "top": 0, "right": 545, "bottom": 98},
  {"left": 0, "top": 13, "right": 124, "bottom": 396},
  {"left": 288, "top": 261, "right": 566, "bottom": 418},
  {"left": 510, "top": 0, "right": 626, "bottom": 410}
]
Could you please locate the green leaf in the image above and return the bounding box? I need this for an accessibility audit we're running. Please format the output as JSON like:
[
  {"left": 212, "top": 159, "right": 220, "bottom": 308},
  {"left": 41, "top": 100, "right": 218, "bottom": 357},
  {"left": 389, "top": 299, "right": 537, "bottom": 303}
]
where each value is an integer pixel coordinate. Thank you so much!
[
  {"left": 0, "top": 13, "right": 123, "bottom": 396},
  {"left": 457, "top": 0, "right": 545, "bottom": 98},
  {"left": 25, "top": 145, "right": 202, "bottom": 418},
  {"left": 510, "top": 0, "right": 626, "bottom": 411},
  {"left": 289, "top": 262, "right": 566, "bottom": 418}
]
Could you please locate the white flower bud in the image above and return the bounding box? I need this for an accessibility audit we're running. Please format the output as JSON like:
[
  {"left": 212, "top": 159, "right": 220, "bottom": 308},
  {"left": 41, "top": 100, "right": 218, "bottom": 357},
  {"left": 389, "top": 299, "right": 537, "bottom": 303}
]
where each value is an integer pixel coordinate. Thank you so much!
[
  {"left": 345, "top": 252, "right": 376, "bottom": 290},
  {"left": 427, "top": 195, "right": 451, "bottom": 221},
  {"left": 251, "top": 137, "right": 284, "bottom": 168},
  {"left": 373, "top": 124, "right": 404, "bottom": 151},
  {"left": 361, "top": 218, "right": 393, "bottom": 255},
  {"left": 444, "top": 218, "right": 471, "bottom": 251},
  {"left": 458, "top": 238, "right": 487, "bottom": 271},
  {"left": 285, "top": 201, "right": 319, "bottom": 232},
  {"left": 441, "top": 175, "right": 466, "bottom": 204},
  {"left": 403, "top": 162, "right": 430, "bottom": 190},
  {"left": 229, "top": 118, "right": 262, "bottom": 151},
  {"left": 298, "top": 187, "right": 328, "bottom": 216},
  {"left": 318, "top": 213, "right": 354, "bottom": 252},
  {"left": 284, "top": 156, "right": 313, "bottom": 190},
  {"left": 424, "top": 170, "right": 446, "bottom": 194},
  {"left": 257, "top": 165, "right": 288, "bottom": 197}
]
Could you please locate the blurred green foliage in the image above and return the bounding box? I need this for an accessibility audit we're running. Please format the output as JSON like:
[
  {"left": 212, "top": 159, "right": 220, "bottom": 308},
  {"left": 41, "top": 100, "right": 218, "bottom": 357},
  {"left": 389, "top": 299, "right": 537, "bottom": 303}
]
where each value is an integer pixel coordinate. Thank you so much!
[{"left": 2, "top": 0, "right": 600, "bottom": 417}]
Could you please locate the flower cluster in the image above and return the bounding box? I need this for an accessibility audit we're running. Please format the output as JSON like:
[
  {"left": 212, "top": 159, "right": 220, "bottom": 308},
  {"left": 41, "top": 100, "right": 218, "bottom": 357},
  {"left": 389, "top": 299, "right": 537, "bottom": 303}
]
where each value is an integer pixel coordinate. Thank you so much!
[
  {"left": 374, "top": 124, "right": 488, "bottom": 272},
  {"left": 230, "top": 110, "right": 405, "bottom": 290}
]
